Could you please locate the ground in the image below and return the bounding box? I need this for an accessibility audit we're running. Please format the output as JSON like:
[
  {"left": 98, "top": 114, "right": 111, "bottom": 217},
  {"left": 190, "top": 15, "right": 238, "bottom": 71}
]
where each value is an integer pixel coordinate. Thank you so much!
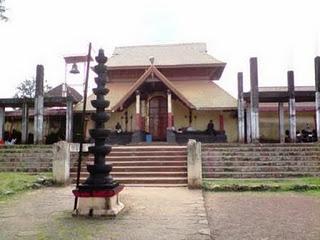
[
  {"left": 0, "top": 186, "right": 210, "bottom": 240},
  {"left": 204, "top": 192, "right": 320, "bottom": 240},
  {"left": 1, "top": 186, "right": 320, "bottom": 240}
]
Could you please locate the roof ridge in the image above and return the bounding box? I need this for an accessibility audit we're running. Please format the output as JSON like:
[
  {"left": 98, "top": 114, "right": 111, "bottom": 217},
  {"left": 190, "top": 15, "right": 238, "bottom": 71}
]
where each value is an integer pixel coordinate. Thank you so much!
[{"left": 114, "top": 42, "right": 206, "bottom": 50}]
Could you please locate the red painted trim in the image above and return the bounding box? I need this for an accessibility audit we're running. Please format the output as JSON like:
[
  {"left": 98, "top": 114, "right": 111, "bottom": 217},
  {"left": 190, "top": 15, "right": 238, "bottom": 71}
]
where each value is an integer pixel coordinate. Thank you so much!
[
  {"left": 136, "top": 113, "right": 142, "bottom": 131},
  {"left": 72, "top": 185, "right": 124, "bottom": 198},
  {"left": 167, "top": 112, "right": 173, "bottom": 128},
  {"left": 219, "top": 114, "right": 224, "bottom": 131}
]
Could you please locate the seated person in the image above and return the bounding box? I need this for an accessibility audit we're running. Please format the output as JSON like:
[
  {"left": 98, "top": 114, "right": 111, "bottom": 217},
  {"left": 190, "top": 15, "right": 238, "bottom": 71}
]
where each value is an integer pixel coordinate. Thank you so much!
[
  {"left": 206, "top": 120, "right": 216, "bottom": 135},
  {"left": 186, "top": 125, "right": 196, "bottom": 132},
  {"left": 115, "top": 122, "right": 122, "bottom": 134}
]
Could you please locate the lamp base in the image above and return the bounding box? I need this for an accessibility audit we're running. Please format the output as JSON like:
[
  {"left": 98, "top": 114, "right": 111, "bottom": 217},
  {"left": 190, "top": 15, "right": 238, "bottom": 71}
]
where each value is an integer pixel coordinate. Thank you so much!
[{"left": 72, "top": 185, "right": 124, "bottom": 217}]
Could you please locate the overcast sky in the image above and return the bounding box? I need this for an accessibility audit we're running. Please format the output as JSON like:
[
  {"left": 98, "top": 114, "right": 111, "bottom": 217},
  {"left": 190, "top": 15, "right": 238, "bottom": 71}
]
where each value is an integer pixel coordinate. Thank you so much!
[{"left": 1, "top": 0, "right": 319, "bottom": 98}]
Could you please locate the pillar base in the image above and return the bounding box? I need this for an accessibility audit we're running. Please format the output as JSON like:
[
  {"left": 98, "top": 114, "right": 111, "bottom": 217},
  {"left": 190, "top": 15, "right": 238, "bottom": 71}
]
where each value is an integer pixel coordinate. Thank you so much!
[
  {"left": 166, "top": 129, "right": 176, "bottom": 143},
  {"left": 72, "top": 185, "right": 124, "bottom": 217},
  {"left": 131, "top": 130, "right": 145, "bottom": 143}
]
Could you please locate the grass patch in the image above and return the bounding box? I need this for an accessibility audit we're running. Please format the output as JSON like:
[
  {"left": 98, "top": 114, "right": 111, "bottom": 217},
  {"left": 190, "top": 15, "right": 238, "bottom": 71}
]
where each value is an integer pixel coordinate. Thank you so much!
[
  {"left": 203, "top": 177, "right": 320, "bottom": 192},
  {"left": 0, "top": 172, "right": 53, "bottom": 201}
]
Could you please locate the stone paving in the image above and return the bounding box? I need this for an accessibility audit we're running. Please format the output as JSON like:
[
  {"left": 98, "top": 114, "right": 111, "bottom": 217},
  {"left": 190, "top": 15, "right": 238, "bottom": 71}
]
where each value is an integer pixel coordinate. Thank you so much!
[
  {"left": 0, "top": 186, "right": 211, "bottom": 240},
  {"left": 205, "top": 192, "right": 320, "bottom": 240}
]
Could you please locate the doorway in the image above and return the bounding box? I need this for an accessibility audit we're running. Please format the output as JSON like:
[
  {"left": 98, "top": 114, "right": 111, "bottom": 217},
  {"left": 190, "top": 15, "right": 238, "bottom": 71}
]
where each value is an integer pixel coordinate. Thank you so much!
[{"left": 149, "top": 96, "right": 168, "bottom": 141}]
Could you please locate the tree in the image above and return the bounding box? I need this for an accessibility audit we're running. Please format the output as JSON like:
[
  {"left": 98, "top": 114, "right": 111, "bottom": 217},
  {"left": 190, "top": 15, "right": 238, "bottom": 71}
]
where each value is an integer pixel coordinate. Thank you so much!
[
  {"left": 0, "top": 0, "right": 8, "bottom": 21},
  {"left": 14, "top": 78, "right": 52, "bottom": 98}
]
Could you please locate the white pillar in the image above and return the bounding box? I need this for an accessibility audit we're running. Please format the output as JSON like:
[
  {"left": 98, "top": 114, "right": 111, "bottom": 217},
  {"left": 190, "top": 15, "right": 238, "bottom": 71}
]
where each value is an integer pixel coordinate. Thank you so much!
[
  {"left": 135, "top": 90, "right": 141, "bottom": 131},
  {"left": 167, "top": 90, "right": 173, "bottom": 128}
]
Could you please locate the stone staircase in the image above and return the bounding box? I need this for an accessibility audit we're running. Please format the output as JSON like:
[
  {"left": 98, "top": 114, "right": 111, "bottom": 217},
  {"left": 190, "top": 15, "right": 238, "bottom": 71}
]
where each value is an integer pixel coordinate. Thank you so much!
[
  {"left": 202, "top": 143, "right": 320, "bottom": 178},
  {"left": 70, "top": 145, "right": 188, "bottom": 186}
]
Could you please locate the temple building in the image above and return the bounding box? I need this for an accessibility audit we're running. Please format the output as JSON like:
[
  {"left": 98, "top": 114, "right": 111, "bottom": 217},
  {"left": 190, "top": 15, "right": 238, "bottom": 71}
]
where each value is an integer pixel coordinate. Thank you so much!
[{"left": 75, "top": 43, "right": 238, "bottom": 143}]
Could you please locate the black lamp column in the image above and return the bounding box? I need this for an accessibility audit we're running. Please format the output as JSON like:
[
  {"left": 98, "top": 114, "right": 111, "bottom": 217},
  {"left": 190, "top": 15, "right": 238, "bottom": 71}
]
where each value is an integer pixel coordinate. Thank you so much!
[{"left": 79, "top": 49, "right": 118, "bottom": 190}]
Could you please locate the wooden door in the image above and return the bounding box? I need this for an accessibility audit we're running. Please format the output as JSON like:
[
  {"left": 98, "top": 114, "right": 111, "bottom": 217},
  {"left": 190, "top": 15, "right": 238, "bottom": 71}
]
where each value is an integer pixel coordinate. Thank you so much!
[{"left": 149, "top": 96, "right": 167, "bottom": 141}]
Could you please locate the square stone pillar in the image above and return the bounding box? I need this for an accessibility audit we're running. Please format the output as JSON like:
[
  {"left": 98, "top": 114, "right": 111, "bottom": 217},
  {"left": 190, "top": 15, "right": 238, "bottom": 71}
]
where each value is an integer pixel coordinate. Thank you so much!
[
  {"left": 65, "top": 98, "right": 73, "bottom": 142},
  {"left": 288, "top": 71, "right": 296, "bottom": 143},
  {"left": 246, "top": 104, "right": 252, "bottom": 143},
  {"left": 237, "top": 72, "right": 245, "bottom": 143},
  {"left": 250, "top": 58, "right": 260, "bottom": 143},
  {"left": 34, "top": 65, "right": 44, "bottom": 144},
  {"left": 0, "top": 107, "right": 4, "bottom": 141},
  {"left": 21, "top": 101, "right": 29, "bottom": 144},
  {"left": 315, "top": 57, "right": 320, "bottom": 141},
  {"left": 278, "top": 102, "right": 285, "bottom": 143}
]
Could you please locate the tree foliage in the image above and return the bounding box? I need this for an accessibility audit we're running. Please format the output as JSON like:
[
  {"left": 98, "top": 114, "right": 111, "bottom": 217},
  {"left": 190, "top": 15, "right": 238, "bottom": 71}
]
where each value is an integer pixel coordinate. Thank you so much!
[
  {"left": 14, "top": 78, "right": 52, "bottom": 98},
  {"left": 0, "top": 0, "right": 8, "bottom": 21}
]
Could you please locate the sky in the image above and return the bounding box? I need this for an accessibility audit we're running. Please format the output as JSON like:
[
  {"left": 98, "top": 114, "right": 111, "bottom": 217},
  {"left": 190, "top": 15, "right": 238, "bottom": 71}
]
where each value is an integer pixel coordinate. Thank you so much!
[{"left": 0, "top": 0, "right": 320, "bottom": 98}]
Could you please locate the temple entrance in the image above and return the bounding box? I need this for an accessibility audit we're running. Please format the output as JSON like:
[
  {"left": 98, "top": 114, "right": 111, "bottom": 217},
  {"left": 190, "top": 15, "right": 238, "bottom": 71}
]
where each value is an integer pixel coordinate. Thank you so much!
[{"left": 149, "top": 96, "right": 167, "bottom": 141}]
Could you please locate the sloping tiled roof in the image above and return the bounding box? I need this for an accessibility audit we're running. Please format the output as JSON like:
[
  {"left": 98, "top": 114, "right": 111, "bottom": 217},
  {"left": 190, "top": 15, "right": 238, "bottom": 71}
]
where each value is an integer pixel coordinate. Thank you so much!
[
  {"left": 74, "top": 80, "right": 237, "bottom": 112},
  {"left": 172, "top": 80, "right": 237, "bottom": 110},
  {"left": 258, "top": 86, "right": 315, "bottom": 92},
  {"left": 111, "top": 65, "right": 195, "bottom": 111},
  {"left": 107, "top": 43, "right": 225, "bottom": 69},
  {"left": 74, "top": 82, "right": 133, "bottom": 112},
  {"left": 46, "top": 84, "right": 82, "bottom": 102}
]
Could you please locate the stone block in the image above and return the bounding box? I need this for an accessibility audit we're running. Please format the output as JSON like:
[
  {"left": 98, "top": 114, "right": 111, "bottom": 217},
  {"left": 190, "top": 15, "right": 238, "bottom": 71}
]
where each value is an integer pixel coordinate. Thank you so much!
[
  {"left": 52, "top": 141, "right": 70, "bottom": 184},
  {"left": 74, "top": 194, "right": 124, "bottom": 217},
  {"left": 187, "top": 139, "right": 202, "bottom": 189}
]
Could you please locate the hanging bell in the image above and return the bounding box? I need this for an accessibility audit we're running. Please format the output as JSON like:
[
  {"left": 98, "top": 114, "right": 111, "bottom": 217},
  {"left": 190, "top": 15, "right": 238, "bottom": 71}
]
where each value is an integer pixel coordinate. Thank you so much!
[{"left": 70, "top": 63, "right": 80, "bottom": 74}]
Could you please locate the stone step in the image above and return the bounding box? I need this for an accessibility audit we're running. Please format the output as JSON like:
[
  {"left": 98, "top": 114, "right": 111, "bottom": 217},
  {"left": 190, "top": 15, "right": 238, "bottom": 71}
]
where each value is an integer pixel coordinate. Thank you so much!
[
  {"left": 109, "top": 146, "right": 187, "bottom": 152},
  {"left": 201, "top": 146, "right": 320, "bottom": 151},
  {"left": 109, "top": 151, "right": 187, "bottom": 156},
  {"left": 72, "top": 160, "right": 187, "bottom": 167},
  {"left": 74, "top": 177, "right": 188, "bottom": 185},
  {"left": 90, "top": 156, "right": 187, "bottom": 161},
  {"left": 202, "top": 151, "right": 320, "bottom": 157},
  {"left": 71, "top": 166, "right": 187, "bottom": 173},
  {"left": 203, "top": 172, "right": 320, "bottom": 178},
  {"left": 202, "top": 160, "right": 320, "bottom": 167},
  {"left": 70, "top": 171, "right": 187, "bottom": 178},
  {"left": 0, "top": 167, "right": 52, "bottom": 172},
  {"left": 203, "top": 166, "right": 320, "bottom": 172},
  {"left": 202, "top": 143, "right": 318, "bottom": 148},
  {"left": 202, "top": 156, "right": 319, "bottom": 161}
]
